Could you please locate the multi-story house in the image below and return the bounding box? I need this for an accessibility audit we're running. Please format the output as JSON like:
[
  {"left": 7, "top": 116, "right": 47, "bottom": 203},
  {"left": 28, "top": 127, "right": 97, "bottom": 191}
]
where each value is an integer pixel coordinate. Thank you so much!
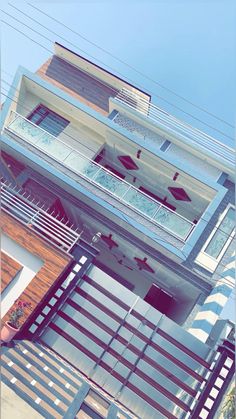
[{"left": 1, "top": 42, "right": 235, "bottom": 419}]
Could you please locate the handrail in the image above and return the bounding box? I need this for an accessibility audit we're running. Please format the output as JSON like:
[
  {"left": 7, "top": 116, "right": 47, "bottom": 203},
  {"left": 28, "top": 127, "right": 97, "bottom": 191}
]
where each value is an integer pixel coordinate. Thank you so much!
[
  {"left": 115, "top": 88, "right": 234, "bottom": 163},
  {"left": 1, "top": 180, "right": 80, "bottom": 252},
  {"left": 5, "top": 111, "right": 195, "bottom": 241}
]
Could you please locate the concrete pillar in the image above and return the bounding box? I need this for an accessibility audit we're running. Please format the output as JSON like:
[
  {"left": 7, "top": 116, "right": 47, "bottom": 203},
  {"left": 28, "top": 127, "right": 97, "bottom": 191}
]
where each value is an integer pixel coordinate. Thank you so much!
[{"left": 188, "top": 252, "right": 235, "bottom": 342}]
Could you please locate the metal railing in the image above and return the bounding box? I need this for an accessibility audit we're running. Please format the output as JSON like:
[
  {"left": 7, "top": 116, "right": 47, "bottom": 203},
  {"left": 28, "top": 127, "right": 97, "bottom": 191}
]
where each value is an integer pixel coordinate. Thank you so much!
[
  {"left": 4, "top": 111, "right": 195, "bottom": 241},
  {"left": 1, "top": 180, "right": 80, "bottom": 252},
  {"left": 115, "top": 88, "right": 234, "bottom": 164}
]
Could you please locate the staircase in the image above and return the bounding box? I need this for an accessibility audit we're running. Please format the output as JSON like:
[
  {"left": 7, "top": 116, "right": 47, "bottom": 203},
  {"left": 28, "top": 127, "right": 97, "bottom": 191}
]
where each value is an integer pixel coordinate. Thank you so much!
[
  {"left": 1, "top": 340, "right": 134, "bottom": 419},
  {"left": 1, "top": 340, "right": 84, "bottom": 418}
]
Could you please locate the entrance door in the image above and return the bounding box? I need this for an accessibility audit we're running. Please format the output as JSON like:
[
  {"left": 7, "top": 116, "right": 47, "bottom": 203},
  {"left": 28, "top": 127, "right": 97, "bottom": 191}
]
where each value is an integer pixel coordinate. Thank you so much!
[{"left": 144, "top": 283, "right": 173, "bottom": 315}]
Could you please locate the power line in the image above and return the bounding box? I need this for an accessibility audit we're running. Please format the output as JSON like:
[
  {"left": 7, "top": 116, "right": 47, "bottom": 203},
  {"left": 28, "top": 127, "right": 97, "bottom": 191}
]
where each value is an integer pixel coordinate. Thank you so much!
[
  {"left": 25, "top": 2, "right": 234, "bottom": 129},
  {"left": 1, "top": 12, "right": 234, "bottom": 142},
  {"left": 1, "top": 19, "right": 52, "bottom": 54}
]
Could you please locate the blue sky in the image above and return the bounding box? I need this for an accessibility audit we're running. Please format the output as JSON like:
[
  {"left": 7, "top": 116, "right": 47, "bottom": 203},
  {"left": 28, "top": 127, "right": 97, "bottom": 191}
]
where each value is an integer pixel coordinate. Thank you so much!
[{"left": 1, "top": 1, "right": 235, "bottom": 320}]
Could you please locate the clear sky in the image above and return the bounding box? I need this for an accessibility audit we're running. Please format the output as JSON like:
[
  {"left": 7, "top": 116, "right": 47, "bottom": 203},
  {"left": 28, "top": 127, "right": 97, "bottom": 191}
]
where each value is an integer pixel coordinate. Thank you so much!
[{"left": 1, "top": 1, "right": 235, "bottom": 320}]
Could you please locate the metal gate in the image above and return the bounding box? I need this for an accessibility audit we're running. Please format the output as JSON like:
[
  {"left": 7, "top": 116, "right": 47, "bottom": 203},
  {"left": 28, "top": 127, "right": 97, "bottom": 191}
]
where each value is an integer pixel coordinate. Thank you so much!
[{"left": 38, "top": 264, "right": 215, "bottom": 419}]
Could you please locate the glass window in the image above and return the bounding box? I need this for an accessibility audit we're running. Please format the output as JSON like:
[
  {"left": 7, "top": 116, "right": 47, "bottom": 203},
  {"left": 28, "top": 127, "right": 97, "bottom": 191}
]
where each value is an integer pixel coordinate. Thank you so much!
[
  {"left": 205, "top": 207, "right": 235, "bottom": 259},
  {"left": 28, "top": 104, "right": 69, "bottom": 137}
]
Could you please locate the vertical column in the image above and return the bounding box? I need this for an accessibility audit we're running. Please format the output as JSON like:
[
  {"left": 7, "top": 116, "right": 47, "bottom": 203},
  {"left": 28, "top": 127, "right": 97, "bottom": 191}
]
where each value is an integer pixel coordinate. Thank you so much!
[
  {"left": 188, "top": 253, "right": 235, "bottom": 342},
  {"left": 190, "top": 336, "right": 235, "bottom": 419},
  {"left": 63, "top": 382, "right": 90, "bottom": 418},
  {"left": 22, "top": 239, "right": 99, "bottom": 339}
]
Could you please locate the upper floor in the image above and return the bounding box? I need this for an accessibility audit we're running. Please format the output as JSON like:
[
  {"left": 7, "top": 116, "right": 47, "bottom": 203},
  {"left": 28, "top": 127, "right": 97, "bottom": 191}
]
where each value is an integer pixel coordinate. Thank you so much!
[{"left": 1, "top": 43, "right": 234, "bottom": 267}]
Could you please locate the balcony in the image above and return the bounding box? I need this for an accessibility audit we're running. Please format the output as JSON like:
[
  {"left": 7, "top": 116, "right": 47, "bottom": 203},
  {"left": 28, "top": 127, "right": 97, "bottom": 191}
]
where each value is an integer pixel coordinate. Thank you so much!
[
  {"left": 1, "top": 180, "right": 80, "bottom": 252},
  {"left": 4, "top": 111, "right": 195, "bottom": 242},
  {"left": 114, "top": 88, "right": 234, "bottom": 166}
]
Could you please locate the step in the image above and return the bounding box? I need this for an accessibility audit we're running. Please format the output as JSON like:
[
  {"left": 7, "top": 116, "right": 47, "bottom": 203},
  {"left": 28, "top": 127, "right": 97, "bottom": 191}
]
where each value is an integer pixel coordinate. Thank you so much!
[{"left": 0, "top": 340, "right": 86, "bottom": 418}]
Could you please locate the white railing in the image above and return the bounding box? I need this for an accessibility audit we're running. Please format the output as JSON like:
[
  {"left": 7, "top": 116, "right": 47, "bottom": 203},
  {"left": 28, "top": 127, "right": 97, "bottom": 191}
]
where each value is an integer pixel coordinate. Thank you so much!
[
  {"left": 4, "top": 111, "right": 195, "bottom": 241},
  {"left": 1, "top": 180, "right": 80, "bottom": 252},
  {"left": 115, "top": 88, "right": 234, "bottom": 164}
]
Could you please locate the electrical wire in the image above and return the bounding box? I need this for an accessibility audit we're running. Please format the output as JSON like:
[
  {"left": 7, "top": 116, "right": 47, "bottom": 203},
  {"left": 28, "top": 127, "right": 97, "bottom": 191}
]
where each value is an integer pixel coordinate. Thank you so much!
[
  {"left": 1, "top": 12, "right": 234, "bottom": 142},
  {"left": 25, "top": 2, "right": 234, "bottom": 129}
]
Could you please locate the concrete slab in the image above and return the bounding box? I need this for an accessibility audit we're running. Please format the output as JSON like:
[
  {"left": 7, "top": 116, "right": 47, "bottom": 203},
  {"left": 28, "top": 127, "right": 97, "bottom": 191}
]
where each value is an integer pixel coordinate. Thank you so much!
[{"left": 1, "top": 382, "right": 43, "bottom": 419}]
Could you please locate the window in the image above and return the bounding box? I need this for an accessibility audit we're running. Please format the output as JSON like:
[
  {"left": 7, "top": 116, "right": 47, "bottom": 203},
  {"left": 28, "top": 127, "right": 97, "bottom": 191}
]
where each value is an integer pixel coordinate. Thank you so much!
[
  {"left": 205, "top": 207, "right": 235, "bottom": 258},
  {"left": 195, "top": 205, "right": 235, "bottom": 272},
  {"left": 28, "top": 104, "right": 69, "bottom": 137}
]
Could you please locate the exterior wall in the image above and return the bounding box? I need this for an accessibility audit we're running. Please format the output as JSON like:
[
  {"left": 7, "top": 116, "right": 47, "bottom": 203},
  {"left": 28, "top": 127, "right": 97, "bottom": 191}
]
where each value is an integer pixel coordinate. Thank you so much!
[
  {"left": 23, "top": 166, "right": 214, "bottom": 294},
  {"left": 185, "top": 181, "right": 235, "bottom": 271},
  {"left": 16, "top": 89, "right": 105, "bottom": 159},
  {"left": 188, "top": 248, "right": 235, "bottom": 342},
  {"left": 36, "top": 55, "right": 118, "bottom": 116},
  {"left": 110, "top": 97, "right": 234, "bottom": 179},
  {"left": 164, "top": 143, "right": 222, "bottom": 181},
  {"left": 1, "top": 252, "right": 22, "bottom": 293},
  {"left": 113, "top": 112, "right": 165, "bottom": 149},
  {"left": 1, "top": 212, "right": 72, "bottom": 327},
  {"left": 1, "top": 151, "right": 25, "bottom": 179},
  {"left": 54, "top": 42, "right": 151, "bottom": 102},
  {"left": 186, "top": 181, "right": 235, "bottom": 341}
]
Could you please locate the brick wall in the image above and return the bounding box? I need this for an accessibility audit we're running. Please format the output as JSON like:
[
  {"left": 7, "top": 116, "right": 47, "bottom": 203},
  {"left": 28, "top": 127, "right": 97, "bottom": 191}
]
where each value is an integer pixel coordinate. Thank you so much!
[{"left": 36, "top": 56, "right": 118, "bottom": 116}]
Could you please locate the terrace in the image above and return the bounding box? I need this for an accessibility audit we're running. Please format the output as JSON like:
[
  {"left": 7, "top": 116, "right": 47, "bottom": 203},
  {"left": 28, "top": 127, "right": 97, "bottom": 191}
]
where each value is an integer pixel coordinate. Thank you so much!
[{"left": 4, "top": 110, "right": 210, "bottom": 243}]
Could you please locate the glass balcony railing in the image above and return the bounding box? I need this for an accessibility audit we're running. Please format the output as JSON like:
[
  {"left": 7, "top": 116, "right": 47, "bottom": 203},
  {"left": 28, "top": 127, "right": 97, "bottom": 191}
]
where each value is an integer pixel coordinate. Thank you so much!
[{"left": 5, "top": 111, "right": 195, "bottom": 241}]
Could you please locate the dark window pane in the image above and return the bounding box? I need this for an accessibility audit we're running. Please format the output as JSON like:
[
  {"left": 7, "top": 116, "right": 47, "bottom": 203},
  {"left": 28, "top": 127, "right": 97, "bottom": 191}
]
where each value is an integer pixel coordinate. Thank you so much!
[{"left": 28, "top": 105, "right": 69, "bottom": 136}]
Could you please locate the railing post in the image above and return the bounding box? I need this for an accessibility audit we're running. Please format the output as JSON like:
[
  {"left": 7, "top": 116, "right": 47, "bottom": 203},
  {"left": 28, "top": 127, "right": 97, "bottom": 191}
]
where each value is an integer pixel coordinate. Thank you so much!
[
  {"left": 121, "top": 184, "right": 132, "bottom": 199},
  {"left": 150, "top": 203, "right": 161, "bottom": 220}
]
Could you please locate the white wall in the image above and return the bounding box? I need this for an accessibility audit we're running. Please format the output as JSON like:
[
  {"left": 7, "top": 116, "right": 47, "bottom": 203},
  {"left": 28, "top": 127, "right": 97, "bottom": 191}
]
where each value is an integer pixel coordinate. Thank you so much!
[
  {"left": 17, "top": 90, "right": 105, "bottom": 159},
  {"left": 165, "top": 143, "right": 222, "bottom": 181},
  {"left": 1, "top": 234, "right": 44, "bottom": 318}
]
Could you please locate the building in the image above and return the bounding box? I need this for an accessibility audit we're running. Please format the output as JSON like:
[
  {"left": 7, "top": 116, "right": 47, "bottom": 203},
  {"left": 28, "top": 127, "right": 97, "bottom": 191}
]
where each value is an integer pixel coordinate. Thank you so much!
[{"left": 1, "top": 42, "right": 235, "bottom": 418}]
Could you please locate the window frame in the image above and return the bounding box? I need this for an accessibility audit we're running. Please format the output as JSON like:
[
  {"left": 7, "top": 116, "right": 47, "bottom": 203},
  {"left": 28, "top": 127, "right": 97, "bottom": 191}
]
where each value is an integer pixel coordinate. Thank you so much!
[
  {"left": 27, "top": 104, "right": 69, "bottom": 137},
  {"left": 195, "top": 204, "right": 235, "bottom": 272}
]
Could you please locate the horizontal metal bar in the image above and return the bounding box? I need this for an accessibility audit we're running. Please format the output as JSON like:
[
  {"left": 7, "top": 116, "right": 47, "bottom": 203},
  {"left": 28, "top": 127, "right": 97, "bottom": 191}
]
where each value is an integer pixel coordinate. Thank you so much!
[
  {"left": 116, "top": 89, "right": 234, "bottom": 163},
  {"left": 1, "top": 201, "right": 72, "bottom": 248},
  {"left": 1, "top": 188, "right": 75, "bottom": 243},
  {"left": 2, "top": 180, "right": 79, "bottom": 237},
  {"left": 2, "top": 184, "right": 78, "bottom": 240},
  {"left": 117, "top": 89, "right": 234, "bottom": 150},
  {"left": 1, "top": 182, "right": 80, "bottom": 251}
]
